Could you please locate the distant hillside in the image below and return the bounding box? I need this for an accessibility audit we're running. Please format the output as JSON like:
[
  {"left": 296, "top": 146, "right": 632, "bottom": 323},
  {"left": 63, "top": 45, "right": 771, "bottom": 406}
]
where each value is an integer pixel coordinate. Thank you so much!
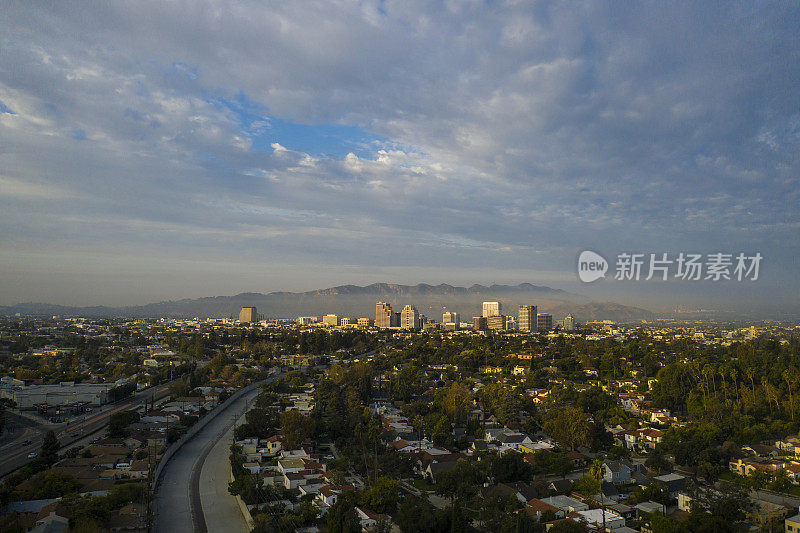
[{"left": 0, "top": 282, "right": 654, "bottom": 323}]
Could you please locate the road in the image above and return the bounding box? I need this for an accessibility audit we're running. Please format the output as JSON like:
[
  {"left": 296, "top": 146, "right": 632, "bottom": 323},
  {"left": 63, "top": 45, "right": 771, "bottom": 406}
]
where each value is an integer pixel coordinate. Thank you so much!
[
  {"left": 152, "top": 381, "right": 272, "bottom": 533},
  {"left": 0, "top": 382, "right": 172, "bottom": 478}
]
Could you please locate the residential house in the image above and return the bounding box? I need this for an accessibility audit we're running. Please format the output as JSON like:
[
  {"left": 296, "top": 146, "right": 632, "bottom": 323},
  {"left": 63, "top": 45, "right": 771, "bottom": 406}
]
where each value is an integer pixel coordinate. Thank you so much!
[{"left": 604, "top": 460, "right": 633, "bottom": 484}]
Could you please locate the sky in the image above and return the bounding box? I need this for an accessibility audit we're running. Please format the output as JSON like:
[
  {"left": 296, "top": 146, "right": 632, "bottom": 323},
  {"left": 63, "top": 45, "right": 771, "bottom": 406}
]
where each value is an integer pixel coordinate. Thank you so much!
[{"left": 0, "top": 2, "right": 798, "bottom": 315}]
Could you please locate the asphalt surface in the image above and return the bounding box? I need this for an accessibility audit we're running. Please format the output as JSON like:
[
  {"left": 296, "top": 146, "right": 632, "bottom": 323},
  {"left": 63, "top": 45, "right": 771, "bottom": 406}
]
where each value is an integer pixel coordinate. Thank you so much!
[
  {"left": 0, "top": 382, "right": 172, "bottom": 478},
  {"left": 152, "top": 385, "right": 262, "bottom": 533}
]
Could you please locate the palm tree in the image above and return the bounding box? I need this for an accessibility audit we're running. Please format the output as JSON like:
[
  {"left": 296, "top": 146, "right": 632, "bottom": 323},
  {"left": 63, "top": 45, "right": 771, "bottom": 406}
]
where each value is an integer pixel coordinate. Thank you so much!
[
  {"left": 784, "top": 368, "right": 800, "bottom": 421},
  {"left": 589, "top": 459, "right": 606, "bottom": 531}
]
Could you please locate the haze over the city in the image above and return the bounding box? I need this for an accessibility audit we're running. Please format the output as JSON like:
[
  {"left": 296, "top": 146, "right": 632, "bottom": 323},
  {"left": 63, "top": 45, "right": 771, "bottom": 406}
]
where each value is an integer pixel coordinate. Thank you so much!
[{"left": 1, "top": 2, "right": 798, "bottom": 316}]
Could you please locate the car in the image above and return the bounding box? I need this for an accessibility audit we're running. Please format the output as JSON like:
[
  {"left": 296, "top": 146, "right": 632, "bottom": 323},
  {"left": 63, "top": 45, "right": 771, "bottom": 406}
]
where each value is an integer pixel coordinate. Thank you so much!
[
  {"left": 22, "top": 439, "right": 32, "bottom": 446},
  {"left": 27, "top": 452, "right": 38, "bottom": 459}
]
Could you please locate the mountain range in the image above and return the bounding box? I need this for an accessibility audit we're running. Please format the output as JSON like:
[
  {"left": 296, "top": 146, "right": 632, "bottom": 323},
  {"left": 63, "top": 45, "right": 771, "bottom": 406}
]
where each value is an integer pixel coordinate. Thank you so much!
[{"left": 0, "top": 282, "right": 654, "bottom": 323}]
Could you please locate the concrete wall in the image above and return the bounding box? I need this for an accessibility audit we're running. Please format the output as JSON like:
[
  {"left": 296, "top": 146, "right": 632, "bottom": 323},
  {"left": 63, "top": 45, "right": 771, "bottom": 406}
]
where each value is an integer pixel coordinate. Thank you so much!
[
  {"left": 152, "top": 380, "right": 263, "bottom": 490},
  {"left": 230, "top": 459, "right": 255, "bottom": 530}
]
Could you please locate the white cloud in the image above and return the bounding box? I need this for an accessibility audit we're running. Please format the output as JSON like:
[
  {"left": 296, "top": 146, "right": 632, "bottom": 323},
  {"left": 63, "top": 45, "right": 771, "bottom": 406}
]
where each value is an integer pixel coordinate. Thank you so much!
[{"left": 0, "top": 1, "right": 798, "bottom": 306}]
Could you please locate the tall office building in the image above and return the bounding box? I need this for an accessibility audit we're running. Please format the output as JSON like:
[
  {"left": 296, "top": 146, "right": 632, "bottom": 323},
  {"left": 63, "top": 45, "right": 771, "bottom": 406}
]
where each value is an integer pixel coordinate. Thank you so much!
[
  {"left": 518, "top": 305, "right": 537, "bottom": 332},
  {"left": 323, "top": 314, "right": 339, "bottom": 327},
  {"left": 376, "top": 302, "right": 396, "bottom": 328},
  {"left": 401, "top": 305, "right": 421, "bottom": 330},
  {"left": 473, "top": 316, "right": 488, "bottom": 332},
  {"left": 563, "top": 314, "right": 575, "bottom": 331},
  {"left": 487, "top": 315, "right": 507, "bottom": 331},
  {"left": 482, "top": 301, "right": 502, "bottom": 317},
  {"left": 239, "top": 307, "right": 257, "bottom": 323},
  {"left": 537, "top": 313, "right": 553, "bottom": 332},
  {"left": 443, "top": 311, "right": 460, "bottom": 325}
]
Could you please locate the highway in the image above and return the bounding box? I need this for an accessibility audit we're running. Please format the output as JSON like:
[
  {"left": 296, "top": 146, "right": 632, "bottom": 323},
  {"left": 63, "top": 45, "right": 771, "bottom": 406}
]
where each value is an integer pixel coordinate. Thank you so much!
[{"left": 0, "top": 381, "right": 172, "bottom": 478}]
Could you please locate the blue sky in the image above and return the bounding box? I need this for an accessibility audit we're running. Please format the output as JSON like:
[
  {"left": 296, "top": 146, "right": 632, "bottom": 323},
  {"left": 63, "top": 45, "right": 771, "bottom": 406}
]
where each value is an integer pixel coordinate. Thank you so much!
[
  {"left": 210, "top": 91, "right": 388, "bottom": 158},
  {"left": 0, "top": 1, "right": 798, "bottom": 315}
]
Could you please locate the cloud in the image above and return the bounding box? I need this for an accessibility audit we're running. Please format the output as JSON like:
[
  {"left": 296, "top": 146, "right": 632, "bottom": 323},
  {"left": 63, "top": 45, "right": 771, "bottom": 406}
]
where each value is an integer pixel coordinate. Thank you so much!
[{"left": 0, "top": 1, "right": 798, "bottom": 308}]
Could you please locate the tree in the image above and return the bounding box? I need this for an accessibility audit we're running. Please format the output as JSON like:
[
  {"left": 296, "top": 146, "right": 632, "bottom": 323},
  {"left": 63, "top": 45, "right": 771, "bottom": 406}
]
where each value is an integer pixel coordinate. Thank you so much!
[
  {"left": 41, "top": 430, "right": 60, "bottom": 464},
  {"left": 360, "top": 476, "right": 400, "bottom": 514},
  {"left": 327, "top": 491, "right": 360, "bottom": 533},
  {"left": 543, "top": 406, "right": 590, "bottom": 450},
  {"left": 27, "top": 471, "right": 81, "bottom": 499},
  {"left": 280, "top": 409, "right": 313, "bottom": 449},
  {"left": 396, "top": 495, "right": 450, "bottom": 533},
  {"left": 107, "top": 410, "right": 140, "bottom": 438},
  {"left": 491, "top": 452, "right": 532, "bottom": 483},
  {"left": 441, "top": 382, "right": 471, "bottom": 425},
  {"left": 435, "top": 459, "right": 481, "bottom": 503},
  {"left": 548, "top": 520, "right": 588, "bottom": 533}
]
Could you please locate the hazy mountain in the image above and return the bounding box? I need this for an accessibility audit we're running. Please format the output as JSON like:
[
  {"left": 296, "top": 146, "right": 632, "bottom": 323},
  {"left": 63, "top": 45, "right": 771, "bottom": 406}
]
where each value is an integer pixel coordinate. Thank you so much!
[{"left": 0, "top": 283, "right": 654, "bottom": 323}]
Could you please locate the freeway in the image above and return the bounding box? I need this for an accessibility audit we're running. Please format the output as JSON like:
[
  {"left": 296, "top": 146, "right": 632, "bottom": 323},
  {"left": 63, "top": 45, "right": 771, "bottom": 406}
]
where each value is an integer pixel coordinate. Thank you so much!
[{"left": 0, "top": 381, "right": 172, "bottom": 478}]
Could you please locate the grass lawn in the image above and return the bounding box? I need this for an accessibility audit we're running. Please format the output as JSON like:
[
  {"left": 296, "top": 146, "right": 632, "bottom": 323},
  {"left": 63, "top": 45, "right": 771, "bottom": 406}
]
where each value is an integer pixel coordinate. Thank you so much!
[{"left": 409, "top": 478, "right": 435, "bottom": 492}]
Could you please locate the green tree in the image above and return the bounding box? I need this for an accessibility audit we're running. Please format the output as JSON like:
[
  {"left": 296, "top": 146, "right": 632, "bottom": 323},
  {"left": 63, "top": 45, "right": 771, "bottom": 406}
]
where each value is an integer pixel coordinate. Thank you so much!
[
  {"left": 280, "top": 409, "right": 313, "bottom": 449},
  {"left": 543, "top": 406, "right": 590, "bottom": 450},
  {"left": 28, "top": 471, "right": 81, "bottom": 499},
  {"left": 360, "top": 476, "right": 400, "bottom": 514},
  {"left": 107, "top": 410, "right": 140, "bottom": 438},
  {"left": 327, "top": 491, "right": 360, "bottom": 533},
  {"left": 40, "top": 430, "right": 60, "bottom": 464}
]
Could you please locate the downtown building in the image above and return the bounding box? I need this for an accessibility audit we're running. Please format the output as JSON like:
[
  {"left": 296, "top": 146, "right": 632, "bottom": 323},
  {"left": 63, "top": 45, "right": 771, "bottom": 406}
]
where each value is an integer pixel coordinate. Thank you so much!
[
  {"left": 472, "top": 316, "right": 488, "bottom": 332},
  {"left": 482, "top": 301, "right": 502, "bottom": 317},
  {"left": 322, "top": 314, "right": 340, "bottom": 327},
  {"left": 487, "top": 315, "right": 507, "bottom": 331},
  {"left": 442, "top": 311, "right": 460, "bottom": 326},
  {"left": 375, "top": 302, "right": 400, "bottom": 328},
  {"left": 537, "top": 313, "right": 553, "bottom": 332},
  {"left": 239, "top": 307, "right": 258, "bottom": 323},
  {"left": 518, "top": 305, "right": 537, "bottom": 332},
  {"left": 401, "top": 305, "right": 421, "bottom": 330}
]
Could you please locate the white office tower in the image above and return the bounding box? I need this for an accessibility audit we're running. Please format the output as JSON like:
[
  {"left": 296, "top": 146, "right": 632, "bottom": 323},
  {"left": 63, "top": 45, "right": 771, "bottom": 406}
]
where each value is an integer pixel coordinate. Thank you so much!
[
  {"left": 401, "top": 305, "right": 421, "bottom": 329},
  {"left": 482, "top": 301, "right": 502, "bottom": 317},
  {"left": 442, "top": 311, "right": 460, "bottom": 325}
]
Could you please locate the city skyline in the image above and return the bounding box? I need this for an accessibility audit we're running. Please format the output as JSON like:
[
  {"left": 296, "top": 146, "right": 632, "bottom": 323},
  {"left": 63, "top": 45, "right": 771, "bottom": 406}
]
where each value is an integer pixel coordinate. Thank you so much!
[{"left": 1, "top": 3, "right": 798, "bottom": 316}]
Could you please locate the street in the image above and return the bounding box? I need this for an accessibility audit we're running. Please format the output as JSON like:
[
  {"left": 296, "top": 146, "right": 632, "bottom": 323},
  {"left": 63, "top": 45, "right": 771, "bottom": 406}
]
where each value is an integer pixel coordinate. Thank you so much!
[{"left": 0, "top": 381, "right": 172, "bottom": 479}]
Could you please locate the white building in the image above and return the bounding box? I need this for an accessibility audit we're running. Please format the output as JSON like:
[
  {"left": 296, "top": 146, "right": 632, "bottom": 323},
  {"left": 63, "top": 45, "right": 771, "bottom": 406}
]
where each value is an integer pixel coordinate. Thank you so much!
[{"left": 482, "top": 302, "right": 502, "bottom": 317}]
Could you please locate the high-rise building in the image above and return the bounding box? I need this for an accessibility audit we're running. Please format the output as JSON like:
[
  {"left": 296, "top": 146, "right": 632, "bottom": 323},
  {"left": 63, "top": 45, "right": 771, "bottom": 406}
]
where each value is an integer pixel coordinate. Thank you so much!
[
  {"left": 563, "top": 314, "right": 575, "bottom": 331},
  {"left": 518, "top": 305, "right": 537, "bottom": 332},
  {"left": 401, "top": 305, "right": 421, "bottom": 330},
  {"left": 537, "top": 313, "right": 553, "bottom": 332},
  {"left": 297, "top": 316, "right": 318, "bottom": 325},
  {"left": 376, "top": 302, "right": 398, "bottom": 328},
  {"left": 487, "top": 315, "right": 507, "bottom": 331},
  {"left": 239, "top": 307, "right": 257, "bottom": 323},
  {"left": 482, "top": 301, "right": 502, "bottom": 317},
  {"left": 340, "top": 317, "right": 355, "bottom": 327},
  {"left": 473, "top": 316, "right": 488, "bottom": 332},
  {"left": 443, "top": 311, "right": 460, "bottom": 325},
  {"left": 323, "top": 314, "right": 340, "bottom": 327},
  {"left": 357, "top": 317, "right": 374, "bottom": 328}
]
